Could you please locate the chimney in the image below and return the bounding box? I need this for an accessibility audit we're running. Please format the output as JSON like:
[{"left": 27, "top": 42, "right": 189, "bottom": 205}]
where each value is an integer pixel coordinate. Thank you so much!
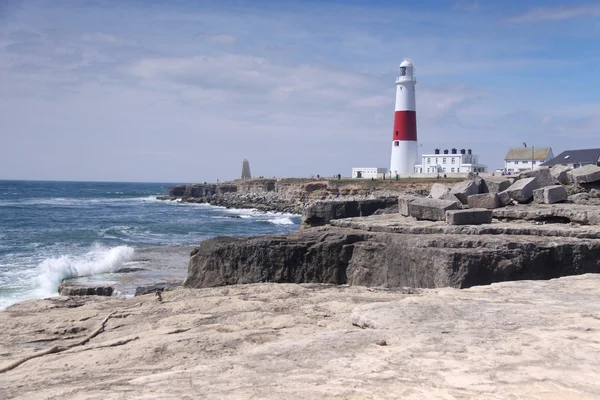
[
  {"left": 443, "top": 149, "right": 449, "bottom": 154},
  {"left": 451, "top": 148, "right": 457, "bottom": 154},
  {"left": 467, "top": 149, "right": 472, "bottom": 155},
  {"left": 434, "top": 148, "right": 440, "bottom": 155},
  {"left": 460, "top": 149, "right": 466, "bottom": 155}
]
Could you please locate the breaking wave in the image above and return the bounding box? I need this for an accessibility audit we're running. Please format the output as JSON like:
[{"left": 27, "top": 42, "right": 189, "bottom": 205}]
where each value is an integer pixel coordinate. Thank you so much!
[{"left": 36, "top": 245, "right": 134, "bottom": 295}]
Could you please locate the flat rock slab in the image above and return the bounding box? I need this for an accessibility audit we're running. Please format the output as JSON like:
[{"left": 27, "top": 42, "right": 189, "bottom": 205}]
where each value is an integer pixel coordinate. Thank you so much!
[
  {"left": 58, "top": 285, "right": 114, "bottom": 297},
  {"left": 407, "top": 198, "right": 460, "bottom": 221},
  {"left": 568, "top": 164, "right": 600, "bottom": 184},
  {"left": 446, "top": 208, "right": 492, "bottom": 225},
  {"left": 183, "top": 224, "right": 600, "bottom": 290},
  {"left": 331, "top": 213, "right": 600, "bottom": 239},
  {"left": 2, "top": 275, "right": 600, "bottom": 399},
  {"left": 493, "top": 203, "right": 600, "bottom": 225}
]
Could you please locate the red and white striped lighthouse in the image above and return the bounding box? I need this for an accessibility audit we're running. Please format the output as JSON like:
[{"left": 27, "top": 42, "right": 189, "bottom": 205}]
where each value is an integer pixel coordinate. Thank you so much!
[{"left": 390, "top": 59, "right": 418, "bottom": 176}]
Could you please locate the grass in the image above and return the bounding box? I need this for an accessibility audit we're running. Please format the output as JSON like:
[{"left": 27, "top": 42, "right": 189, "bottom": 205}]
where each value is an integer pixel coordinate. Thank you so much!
[{"left": 327, "top": 177, "right": 464, "bottom": 185}]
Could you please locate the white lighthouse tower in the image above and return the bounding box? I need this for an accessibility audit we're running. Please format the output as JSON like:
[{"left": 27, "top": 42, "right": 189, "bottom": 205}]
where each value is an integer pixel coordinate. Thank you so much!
[{"left": 389, "top": 59, "right": 418, "bottom": 177}]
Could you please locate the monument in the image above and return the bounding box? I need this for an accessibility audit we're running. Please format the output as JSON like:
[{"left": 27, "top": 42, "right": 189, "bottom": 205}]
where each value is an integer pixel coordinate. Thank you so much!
[{"left": 241, "top": 159, "right": 251, "bottom": 179}]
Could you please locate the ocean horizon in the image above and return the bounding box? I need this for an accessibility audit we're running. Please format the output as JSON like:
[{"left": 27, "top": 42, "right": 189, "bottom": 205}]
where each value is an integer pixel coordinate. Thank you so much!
[{"left": 0, "top": 180, "right": 301, "bottom": 309}]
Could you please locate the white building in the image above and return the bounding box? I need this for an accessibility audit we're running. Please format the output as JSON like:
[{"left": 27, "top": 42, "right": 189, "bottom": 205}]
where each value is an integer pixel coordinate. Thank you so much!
[
  {"left": 541, "top": 148, "right": 600, "bottom": 169},
  {"left": 504, "top": 146, "right": 553, "bottom": 174},
  {"left": 413, "top": 148, "right": 488, "bottom": 174},
  {"left": 351, "top": 167, "right": 387, "bottom": 179}
]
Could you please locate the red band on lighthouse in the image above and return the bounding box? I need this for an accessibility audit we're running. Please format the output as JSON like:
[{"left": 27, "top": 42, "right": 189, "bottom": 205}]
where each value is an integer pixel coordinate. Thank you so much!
[{"left": 392, "top": 111, "right": 417, "bottom": 141}]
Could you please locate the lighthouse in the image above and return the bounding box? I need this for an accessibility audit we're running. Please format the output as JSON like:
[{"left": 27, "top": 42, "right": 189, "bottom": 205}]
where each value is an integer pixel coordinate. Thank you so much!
[{"left": 389, "top": 59, "right": 418, "bottom": 177}]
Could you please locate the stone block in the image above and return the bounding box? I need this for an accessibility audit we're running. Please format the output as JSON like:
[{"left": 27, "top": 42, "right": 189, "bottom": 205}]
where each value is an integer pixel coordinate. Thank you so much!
[
  {"left": 467, "top": 193, "right": 500, "bottom": 209},
  {"left": 439, "top": 191, "right": 462, "bottom": 207},
  {"left": 533, "top": 185, "right": 568, "bottom": 204},
  {"left": 446, "top": 208, "right": 493, "bottom": 225},
  {"left": 481, "top": 176, "right": 511, "bottom": 194},
  {"left": 398, "top": 195, "right": 419, "bottom": 216},
  {"left": 429, "top": 183, "right": 450, "bottom": 199},
  {"left": 450, "top": 180, "right": 480, "bottom": 204},
  {"left": 498, "top": 177, "right": 539, "bottom": 205},
  {"left": 407, "top": 198, "right": 460, "bottom": 221},
  {"left": 519, "top": 167, "right": 554, "bottom": 188},
  {"left": 567, "top": 165, "right": 600, "bottom": 184},
  {"left": 550, "top": 165, "right": 572, "bottom": 185}
]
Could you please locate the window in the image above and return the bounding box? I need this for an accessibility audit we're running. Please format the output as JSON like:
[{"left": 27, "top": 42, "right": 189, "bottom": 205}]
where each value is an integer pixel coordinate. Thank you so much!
[
  {"left": 451, "top": 168, "right": 455, "bottom": 172},
  {"left": 427, "top": 158, "right": 431, "bottom": 163},
  {"left": 442, "top": 158, "right": 446, "bottom": 164},
  {"left": 451, "top": 158, "right": 455, "bottom": 164},
  {"left": 394, "top": 141, "right": 399, "bottom": 147}
]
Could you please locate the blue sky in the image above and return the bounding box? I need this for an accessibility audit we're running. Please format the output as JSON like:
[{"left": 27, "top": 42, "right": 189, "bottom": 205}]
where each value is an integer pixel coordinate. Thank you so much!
[{"left": 1, "top": 0, "right": 599, "bottom": 182}]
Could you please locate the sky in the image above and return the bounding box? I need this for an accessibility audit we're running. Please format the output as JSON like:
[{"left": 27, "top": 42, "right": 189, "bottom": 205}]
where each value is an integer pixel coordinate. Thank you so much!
[{"left": 1, "top": 0, "right": 599, "bottom": 182}]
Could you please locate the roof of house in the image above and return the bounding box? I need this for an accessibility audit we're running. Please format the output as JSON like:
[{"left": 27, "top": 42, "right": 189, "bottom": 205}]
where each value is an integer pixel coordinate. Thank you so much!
[
  {"left": 504, "top": 147, "right": 552, "bottom": 161},
  {"left": 541, "top": 148, "right": 600, "bottom": 167}
]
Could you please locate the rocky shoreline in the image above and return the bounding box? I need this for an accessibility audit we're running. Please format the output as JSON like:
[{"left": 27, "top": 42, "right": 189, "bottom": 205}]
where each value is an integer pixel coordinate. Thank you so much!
[
  {"left": 4, "top": 166, "right": 600, "bottom": 397},
  {"left": 182, "top": 165, "right": 600, "bottom": 291},
  {"left": 158, "top": 177, "right": 432, "bottom": 214}
]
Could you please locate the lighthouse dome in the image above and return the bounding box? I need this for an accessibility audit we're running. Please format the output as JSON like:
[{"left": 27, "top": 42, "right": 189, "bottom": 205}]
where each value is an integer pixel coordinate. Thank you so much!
[
  {"left": 397, "top": 58, "right": 415, "bottom": 81},
  {"left": 399, "top": 59, "right": 413, "bottom": 68}
]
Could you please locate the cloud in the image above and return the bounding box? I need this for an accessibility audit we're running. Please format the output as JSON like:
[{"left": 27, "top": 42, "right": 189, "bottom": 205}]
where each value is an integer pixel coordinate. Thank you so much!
[
  {"left": 506, "top": 3, "right": 600, "bottom": 23},
  {"left": 81, "top": 32, "right": 120, "bottom": 43},
  {"left": 1, "top": 1, "right": 599, "bottom": 181},
  {"left": 193, "top": 34, "right": 235, "bottom": 44},
  {"left": 453, "top": 1, "right": 480, "bottom": 11}
]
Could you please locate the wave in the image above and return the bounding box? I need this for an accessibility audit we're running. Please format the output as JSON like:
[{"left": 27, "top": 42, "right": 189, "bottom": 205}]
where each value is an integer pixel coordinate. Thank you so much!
[
  {"left": 258, "top": 217, "right": 295, "bottom": 225},
  {"left": 36, "top": 245, "right": 134, "bottom": 295}
]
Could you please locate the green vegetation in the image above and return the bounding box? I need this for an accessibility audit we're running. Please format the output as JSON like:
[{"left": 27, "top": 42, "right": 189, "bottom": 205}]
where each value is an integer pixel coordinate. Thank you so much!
[{"left": 327, "top": 177, "right": 464, "bottom": 186}]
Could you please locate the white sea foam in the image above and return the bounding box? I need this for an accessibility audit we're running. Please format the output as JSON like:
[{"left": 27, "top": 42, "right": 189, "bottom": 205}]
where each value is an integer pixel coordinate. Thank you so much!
[
  {"left": 36, "top": 245, "right": 134, "bottom": 295},
  {"left": 261, "top": 217, "right": 295, "bottom": 225}
]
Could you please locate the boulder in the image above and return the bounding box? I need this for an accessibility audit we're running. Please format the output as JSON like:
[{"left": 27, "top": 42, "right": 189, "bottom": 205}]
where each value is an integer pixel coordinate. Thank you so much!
[
  {"left": 498, "top": 177, "right": 539, "bottom": 205},
  {"left": 446, "top": 208, "right": 493, "bottom": 225},
  {"left": 450, "top": 180, "right": 480, "bottom": 204},
  {"left": 567, "top": 165, "right": 600, "bottom": 184},
  {"left": 438, "top": 191, "right": 462, "bottom": 207},
  {"left": 398, "top": 195, "right": 419, "bottom": 216},
  {"left": 480, "top": 176, "right": 511, "bottom": 194},
  {"left": 533, "top": 185, "right": 568, "bottom": 205},
  {"left": 467, "top": 193, "right": 500, "bottom": 209},
  {"left": 518, "top": 167, "right": 554, "bottom": 188},
  {"left": 550, "top": 165, "right": 572, "bottom": 185},
  {"left": 407, "top": 198, "right": 460, "bottom": 221},
  {"left": 428, "top": 183, "right": 450, "bottom": 199}
]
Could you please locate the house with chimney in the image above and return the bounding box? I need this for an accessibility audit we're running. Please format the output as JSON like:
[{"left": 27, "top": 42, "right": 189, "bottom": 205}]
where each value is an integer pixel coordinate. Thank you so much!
[{"left": 503, "top": 145, "right": 553, "bottom": 174}]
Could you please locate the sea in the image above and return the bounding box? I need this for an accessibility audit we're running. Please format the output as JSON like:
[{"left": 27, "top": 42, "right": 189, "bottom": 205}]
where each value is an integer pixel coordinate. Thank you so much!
[{"left": 0, "top": 180, "right": 301, "bottom": 309}]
